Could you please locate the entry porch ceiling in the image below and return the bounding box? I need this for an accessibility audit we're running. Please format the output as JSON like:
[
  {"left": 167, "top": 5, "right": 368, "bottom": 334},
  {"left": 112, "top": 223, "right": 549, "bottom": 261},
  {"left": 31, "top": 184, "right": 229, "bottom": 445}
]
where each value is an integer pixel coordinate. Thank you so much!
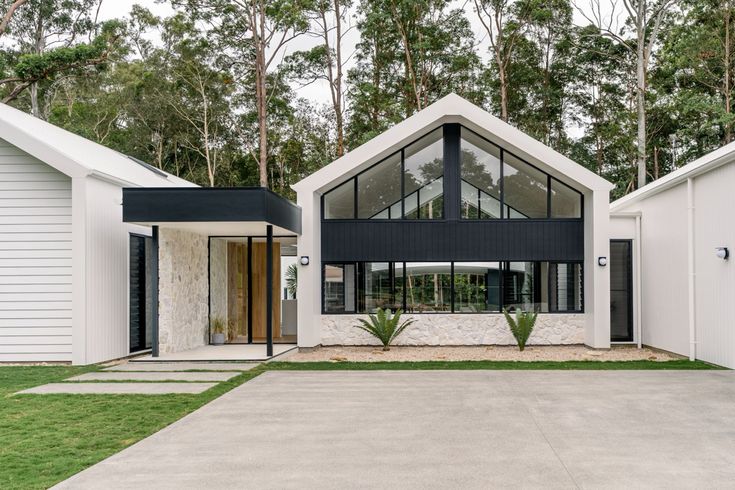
[{"left": 122, "top": 187, "right": 301, "bottom": 235}]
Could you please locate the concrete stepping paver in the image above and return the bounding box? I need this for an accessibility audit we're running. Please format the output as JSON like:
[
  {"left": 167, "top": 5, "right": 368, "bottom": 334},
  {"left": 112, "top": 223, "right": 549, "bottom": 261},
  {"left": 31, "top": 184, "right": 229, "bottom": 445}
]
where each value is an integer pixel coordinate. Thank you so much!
[
  {"left": 17, "top": 382, "right": 217, "bottom": 395},
  {"left": 104, "top": 362, "right": 258, "bottom": 372},
  {"left": 67, "top": 372, "right": 240, "bottom": 382}
]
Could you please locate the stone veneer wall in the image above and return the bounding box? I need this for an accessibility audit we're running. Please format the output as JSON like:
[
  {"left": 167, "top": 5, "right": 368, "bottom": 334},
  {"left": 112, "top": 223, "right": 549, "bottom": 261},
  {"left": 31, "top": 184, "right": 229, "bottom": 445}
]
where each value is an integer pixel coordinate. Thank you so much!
[
  {"left": 209, "top": 238, "right": 228, "bottom": 327},
  {"left": 158, "top": 228, "right": 209, "bottom": 354},
  {"left": 321, "top": 314, "right": 586, "bottom": 346}
]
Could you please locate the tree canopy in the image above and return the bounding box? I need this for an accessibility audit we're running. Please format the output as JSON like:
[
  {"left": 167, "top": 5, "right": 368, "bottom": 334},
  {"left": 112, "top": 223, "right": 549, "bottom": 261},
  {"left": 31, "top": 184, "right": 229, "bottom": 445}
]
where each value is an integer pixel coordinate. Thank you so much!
[{"left": 0, "top": 0, "right": 728, "bottom": 200}]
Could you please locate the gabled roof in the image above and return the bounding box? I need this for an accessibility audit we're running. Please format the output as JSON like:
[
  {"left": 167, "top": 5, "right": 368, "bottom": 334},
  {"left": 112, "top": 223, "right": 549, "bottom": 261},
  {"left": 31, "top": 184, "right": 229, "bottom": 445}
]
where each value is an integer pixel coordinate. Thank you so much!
[
  {"left": 0, "top": 102, "right": 195, "bottom": 188},
  {"left": 611, "top": 140, "right": 735, "bottom": 212},
  {"left": 293, "top": 93, "right": 613, "bottom": 194}
]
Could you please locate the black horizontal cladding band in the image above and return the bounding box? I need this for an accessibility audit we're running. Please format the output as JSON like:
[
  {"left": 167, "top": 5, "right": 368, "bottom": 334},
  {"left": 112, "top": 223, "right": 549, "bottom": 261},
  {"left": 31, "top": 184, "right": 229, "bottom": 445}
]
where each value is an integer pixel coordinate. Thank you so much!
[
  {"left": 321, "top": 219, "right": 585, "bottom": 262},
  {"left": 122, "top": 187, "right": 302, "bottom": 234}
]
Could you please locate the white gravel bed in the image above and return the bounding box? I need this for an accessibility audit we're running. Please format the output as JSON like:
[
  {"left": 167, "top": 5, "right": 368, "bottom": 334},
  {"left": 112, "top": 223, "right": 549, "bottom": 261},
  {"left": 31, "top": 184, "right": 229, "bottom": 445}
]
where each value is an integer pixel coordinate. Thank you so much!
[{"left": 287, "top": 345, "right": 681, "bottom": 362}]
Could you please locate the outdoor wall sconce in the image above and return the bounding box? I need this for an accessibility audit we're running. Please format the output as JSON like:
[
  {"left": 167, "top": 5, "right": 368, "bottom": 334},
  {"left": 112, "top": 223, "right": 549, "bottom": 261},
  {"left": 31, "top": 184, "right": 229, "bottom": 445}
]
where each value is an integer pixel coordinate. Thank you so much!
[
  {"left": 300, "top": 256, "right": 310, "bottom": 266},
  {"left": 598, "top": 257, "right": 608, "bottom": 267},
  {"left": 715, "top": 247, "right": 729, "bottom": 260}
]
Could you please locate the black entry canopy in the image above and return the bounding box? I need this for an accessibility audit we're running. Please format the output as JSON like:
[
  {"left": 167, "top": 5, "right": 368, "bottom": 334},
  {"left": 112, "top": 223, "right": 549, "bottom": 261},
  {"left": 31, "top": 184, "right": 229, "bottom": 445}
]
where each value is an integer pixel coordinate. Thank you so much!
[{"left": 122, "top": 187, "right": 302, "bottom": 235}]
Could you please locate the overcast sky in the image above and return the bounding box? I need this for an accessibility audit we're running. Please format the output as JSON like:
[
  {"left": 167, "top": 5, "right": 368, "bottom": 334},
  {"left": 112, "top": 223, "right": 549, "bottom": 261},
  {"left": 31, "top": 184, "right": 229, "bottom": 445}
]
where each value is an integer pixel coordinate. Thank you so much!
[{"left": 97, "top": 1, "right": 617, "bottom": 107}]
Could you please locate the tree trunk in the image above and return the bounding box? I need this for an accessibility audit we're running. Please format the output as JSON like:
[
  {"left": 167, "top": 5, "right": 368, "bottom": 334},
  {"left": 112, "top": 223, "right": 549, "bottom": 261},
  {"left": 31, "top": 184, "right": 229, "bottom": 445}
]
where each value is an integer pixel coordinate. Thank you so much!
[
  {"left": 725, "top": 2, "right": 732, "bottom": 144},
  {"left": 254, "top": 1, "right": 268, "bottom": 188},
  {"left": 636, "top": 23, "right": 647, "bottom": 189},
  {"left": 333, "top": 0, "right": 344, "bottom": 157}
]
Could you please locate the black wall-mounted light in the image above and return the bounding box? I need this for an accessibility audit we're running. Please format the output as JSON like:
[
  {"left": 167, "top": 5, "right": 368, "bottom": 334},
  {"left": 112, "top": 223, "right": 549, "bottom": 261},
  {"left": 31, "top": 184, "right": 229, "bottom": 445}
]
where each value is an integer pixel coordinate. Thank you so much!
[
  {"left": 300, "top": 256, "right": 310, "bottom": 266},
  {"left": 715, "top": 247, "right": 729, "bottom": 260},
  {"left": 598, "top": 256, "right": 608, "bottom": 267}
]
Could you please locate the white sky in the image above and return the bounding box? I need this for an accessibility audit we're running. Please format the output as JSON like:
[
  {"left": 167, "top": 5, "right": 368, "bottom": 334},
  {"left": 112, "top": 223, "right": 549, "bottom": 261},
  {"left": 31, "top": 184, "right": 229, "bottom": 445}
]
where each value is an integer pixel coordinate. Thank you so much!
[{"left": 98, "top": 0, "right": 617, "bottom": 107}]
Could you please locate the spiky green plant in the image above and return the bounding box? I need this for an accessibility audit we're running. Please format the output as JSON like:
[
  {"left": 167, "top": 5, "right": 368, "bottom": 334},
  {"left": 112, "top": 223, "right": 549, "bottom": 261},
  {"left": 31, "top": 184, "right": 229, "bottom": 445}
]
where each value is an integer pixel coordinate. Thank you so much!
[
  {"left": 502, "top": 308, "right": 538, "bottom": 351},
  {"left": 286, "top": 263, "right": 297, "bottom": 297},
  {"left": 211, "top": 316, "right": 226, "bottom": 335},
  {"left": 354, "top": 308, "right": 415, "bottom": 351}
]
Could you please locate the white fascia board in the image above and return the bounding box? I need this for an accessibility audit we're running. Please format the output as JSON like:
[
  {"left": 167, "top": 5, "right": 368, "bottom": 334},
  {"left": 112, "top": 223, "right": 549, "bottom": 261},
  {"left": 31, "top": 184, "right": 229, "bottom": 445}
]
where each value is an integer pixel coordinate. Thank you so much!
[
  {"left": 293, "top": 93, "right": 613, "bottom": 195},
  {"left": 611, "top": 140, "right": 735, "bottom": 212},
  {"left": 0, "top": 117, "right": 89, "bottom": 179}
]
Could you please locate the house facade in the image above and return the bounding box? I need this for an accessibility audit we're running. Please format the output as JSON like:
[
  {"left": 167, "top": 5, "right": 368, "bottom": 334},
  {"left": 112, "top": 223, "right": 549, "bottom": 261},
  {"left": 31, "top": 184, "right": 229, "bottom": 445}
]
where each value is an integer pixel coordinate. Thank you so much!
[
  {"left": 0, "top": 103, "right": 194, "bottom": 364},
  {"left": 3, "top": 94, "right": 733, "bottom": 368},
  {"left": 610, "top": 143, "right": 735, "bottom": 369},
  {"left": 294, "top": 95, "right": 613, "bottom": 350}
]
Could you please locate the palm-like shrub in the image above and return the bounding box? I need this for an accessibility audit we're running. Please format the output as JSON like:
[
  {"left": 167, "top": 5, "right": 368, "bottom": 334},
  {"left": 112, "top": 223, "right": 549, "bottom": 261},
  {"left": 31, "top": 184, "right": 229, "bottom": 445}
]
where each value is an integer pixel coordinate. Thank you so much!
[
  {"left": 502, "top": 308, "right": 538, "bottom": 351},
  {"left": 354, "top": 308, "right": 415, "bottom": 351},
  {"left": 285, "top": 263, "right": 297, "bottom": 297}
]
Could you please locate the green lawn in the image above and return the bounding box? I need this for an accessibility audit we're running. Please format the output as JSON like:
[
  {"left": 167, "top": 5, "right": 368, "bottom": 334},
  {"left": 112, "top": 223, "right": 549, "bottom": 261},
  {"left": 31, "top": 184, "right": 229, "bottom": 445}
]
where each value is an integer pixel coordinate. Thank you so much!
[{"left": 0, "top": 358, "right": 721, "bottom": 489}]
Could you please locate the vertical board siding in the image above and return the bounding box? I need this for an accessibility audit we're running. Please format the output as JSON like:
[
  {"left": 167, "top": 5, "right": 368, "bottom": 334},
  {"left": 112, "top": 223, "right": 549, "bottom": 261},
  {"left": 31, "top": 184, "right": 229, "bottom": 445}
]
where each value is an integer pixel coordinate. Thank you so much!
[
  {"left": 0, "top": 138, "right": 72, "bottom": 361},
  {"left": 84, "top": 178, "right": 139, "bottom": 364},
  {"left": 693, "top": 162, "right": 735, "bottom": 369}
]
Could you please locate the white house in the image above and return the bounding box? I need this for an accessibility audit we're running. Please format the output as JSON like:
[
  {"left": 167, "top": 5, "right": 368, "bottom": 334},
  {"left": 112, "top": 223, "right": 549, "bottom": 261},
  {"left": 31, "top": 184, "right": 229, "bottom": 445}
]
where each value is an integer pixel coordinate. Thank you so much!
[
  {"left": 3, "top": 94, "right": 734, "bottom": 368},
  {"left": 610, "top": 143, "right": 735, "bottom": 368},
  {"left": 0, "top": 103, "right": 195, "bottom": 364}
]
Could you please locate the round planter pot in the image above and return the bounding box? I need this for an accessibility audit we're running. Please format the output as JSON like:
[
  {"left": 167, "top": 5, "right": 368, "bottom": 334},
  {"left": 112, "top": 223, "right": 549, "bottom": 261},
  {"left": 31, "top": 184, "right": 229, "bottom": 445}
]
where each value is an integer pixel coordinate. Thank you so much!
[{"left": 212, "top": 333, "right": 225, "bottom": 345}]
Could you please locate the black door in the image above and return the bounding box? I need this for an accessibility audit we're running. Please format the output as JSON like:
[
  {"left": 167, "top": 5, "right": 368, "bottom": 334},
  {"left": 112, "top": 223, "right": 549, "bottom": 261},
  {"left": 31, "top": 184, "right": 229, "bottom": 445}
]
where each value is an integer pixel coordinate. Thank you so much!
[
  {"left": 130, "top": 234, "right": 152, "bottom": 352},
  {"left": 610, "top": 240, "right": 633, "bottom": 342}
]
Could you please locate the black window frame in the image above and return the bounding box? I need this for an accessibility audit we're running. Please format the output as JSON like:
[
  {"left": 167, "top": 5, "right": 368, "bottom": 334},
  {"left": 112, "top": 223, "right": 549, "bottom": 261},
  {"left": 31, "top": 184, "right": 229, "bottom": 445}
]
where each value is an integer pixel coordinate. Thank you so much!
[
  {"left": 321, "top": 260, "right": 584, "bottom": 315},
  {"left": 321, "top": 123, "right": 584, "bottom": 223}
]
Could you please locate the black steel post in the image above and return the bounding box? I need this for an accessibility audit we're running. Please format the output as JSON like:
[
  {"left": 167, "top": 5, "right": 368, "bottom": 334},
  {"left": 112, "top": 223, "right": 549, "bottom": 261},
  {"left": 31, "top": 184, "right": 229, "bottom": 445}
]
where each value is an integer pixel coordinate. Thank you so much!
[
  {"left": 266, "top": 225, "right": 274, "bottom": 357},
  {"left": 151, "top": 225, "right": 159, "bottom": 357}
]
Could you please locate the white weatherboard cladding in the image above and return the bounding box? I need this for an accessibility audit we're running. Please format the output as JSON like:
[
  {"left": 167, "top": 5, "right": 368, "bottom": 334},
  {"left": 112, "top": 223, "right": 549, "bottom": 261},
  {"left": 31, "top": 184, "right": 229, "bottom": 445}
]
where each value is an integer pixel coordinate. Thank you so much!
[
  {"left": 0, "top": 138, "right": 72, "bottom": 361},
  {"left": 321, "top": 314, "right": 585, "bottom": 346},
  {"left": 158, "top": 228, "right": 209, "bottom": 354}
]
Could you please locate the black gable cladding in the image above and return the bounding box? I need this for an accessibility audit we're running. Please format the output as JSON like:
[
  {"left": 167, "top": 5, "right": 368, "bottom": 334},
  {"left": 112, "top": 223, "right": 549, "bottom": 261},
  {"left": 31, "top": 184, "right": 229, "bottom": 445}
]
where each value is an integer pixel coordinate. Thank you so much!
[
  {"left": 122, "top": 187, "right": 302, "bottom": 234},
  {"left": 321, "top": 219, "right": 584, "bottom": 262}
]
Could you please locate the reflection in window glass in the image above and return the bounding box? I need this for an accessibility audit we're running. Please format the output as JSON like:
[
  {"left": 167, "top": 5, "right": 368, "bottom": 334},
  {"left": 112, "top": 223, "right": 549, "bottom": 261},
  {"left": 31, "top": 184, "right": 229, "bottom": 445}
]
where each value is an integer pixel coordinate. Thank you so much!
[
  {"left": 405, "top": 262, "right": 451, "bottom": 312},
  {"left": 502, "top": 262, "right": 547, "bottom": 312},
  {"left": 550, "top": 178, "right": 582, "bottom": 218},
  {"left": 323, "top": 264, "right": 355, "bottom": 312},
  {"left": 503, "top": 153, "right": 548, "bottom": 219},
  {"left": 357, "top": 153, "right": 402, "bottom": 219},
  {"left": 358, "top": 262, "right": 403, "bottom": 312},
  {"left": 323, "top": 180, "right": 354, "bottom": 219},
  {"left": 461, "top": 129, "right": 501, "bottom": 219},
  {"left": 453, "top": 262, "right": 500, "bottom": 312},
  {"left": 404, "top": 129, "right": 443, "bottom": 219},
  {"left": 549, "top": 263, "right": 582, "bottom": 311}
]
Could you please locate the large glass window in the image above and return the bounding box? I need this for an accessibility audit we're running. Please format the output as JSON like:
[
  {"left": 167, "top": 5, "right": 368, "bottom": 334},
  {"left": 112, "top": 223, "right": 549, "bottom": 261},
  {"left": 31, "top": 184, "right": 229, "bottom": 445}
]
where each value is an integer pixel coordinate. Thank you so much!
[
  {"left": 460, "top": 129, "right": 502, "bottom": 219},
  {"left": 357, "top": 153, "right": 402, "bottom": 219},
  {"left": 323, "top": 261, "right": 581, "bottom": 313},
  {"left": 502, "top": 153, "right": 548, "bottom": 219},
  {"left": 357, "top": 262, "right": 403, "bottom": 312},
  {"left": 453, "top": 262, "right": 500, "bottom": 312},
  {"left": 404, "top": 129, "right": 444, "bottom": 219},
  {"left": 323, "top": 180, "right": 354, "bottom": 219},
  {"left": 322, "top": 123, "right": 584, "bottom": 221},
  {"left": 405, "top": 262, "right": 451, "bottom": 312},
  {"left": 550, "top": 178, "right": 582, "bottom": 218},
  {"left": 323, "top": 264, "right": 356, "bottom": 312}
]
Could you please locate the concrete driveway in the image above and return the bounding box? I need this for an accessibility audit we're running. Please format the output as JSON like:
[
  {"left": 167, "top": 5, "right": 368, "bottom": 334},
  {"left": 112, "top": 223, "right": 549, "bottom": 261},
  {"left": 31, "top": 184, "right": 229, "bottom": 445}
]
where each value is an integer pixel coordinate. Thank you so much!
[{"left": 55, "top": 370, "right": 735, "bottom": 489}]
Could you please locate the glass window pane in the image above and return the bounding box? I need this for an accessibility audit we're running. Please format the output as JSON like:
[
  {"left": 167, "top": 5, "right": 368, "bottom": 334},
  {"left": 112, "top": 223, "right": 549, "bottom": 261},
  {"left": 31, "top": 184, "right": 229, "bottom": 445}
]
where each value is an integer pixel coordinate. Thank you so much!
[
  {"left": 323, "top": 264, "right": 355, "bottom": 312},
  {"left": 549, "top": 263, "right": 583, "bottom": 312},
  {"left": 404, "top": 128, "right": 443, "bottom": 219},
  {"left": 357, "top": 153, "right": 402, "bottom": 219},
  {"left": 503, "top": 153, "right": 548, "bottom": 219},
  {"left": 404, "top": 262, "right": 451, "bottom": 312},
  {"left": 358, "top": 262, "right": 403, "bottom": 312},
  {"left": 453, "top": 262, "right": 500, "bottom": 312},
  {"left": 550, "top": 179, "right": 582, "bottom": 218},
  {"left": 502, "top": 262, "right": 548, "bottom": 312},
  {"left": 461, "top": 129, "right": 501, "bottom": 219},
  {"left": 461, "top": 181, "right": 479, "bottom": 219},
  {"left": 323, "top": 180, "right": 354, "bottom": 219}
]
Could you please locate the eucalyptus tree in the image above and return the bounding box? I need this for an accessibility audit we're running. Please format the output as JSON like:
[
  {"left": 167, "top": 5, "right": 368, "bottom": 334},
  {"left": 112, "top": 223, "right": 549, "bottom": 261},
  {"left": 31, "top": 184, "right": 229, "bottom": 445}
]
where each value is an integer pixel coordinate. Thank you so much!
[
  {"left": 0, "top": 0, "right": 28, "bottom": 37},
  {"left": 284, "top": 0, "right": 353, "bottom": 157},
  {"left": 575, "top": 0, "right": 676, "bottom": 188}
]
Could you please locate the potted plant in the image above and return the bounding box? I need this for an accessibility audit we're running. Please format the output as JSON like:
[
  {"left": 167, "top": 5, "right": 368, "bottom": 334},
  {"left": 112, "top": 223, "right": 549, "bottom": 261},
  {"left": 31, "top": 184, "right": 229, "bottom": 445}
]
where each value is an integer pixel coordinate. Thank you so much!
[
  {"left": 502, "top": 308, "right": 538, "bottom": 351},
  {"left": 211, "top": 316, "right": 226, "bottom": 345},
  {"left": 354, "top": 308, "right": 415, "bottom": 351}
]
